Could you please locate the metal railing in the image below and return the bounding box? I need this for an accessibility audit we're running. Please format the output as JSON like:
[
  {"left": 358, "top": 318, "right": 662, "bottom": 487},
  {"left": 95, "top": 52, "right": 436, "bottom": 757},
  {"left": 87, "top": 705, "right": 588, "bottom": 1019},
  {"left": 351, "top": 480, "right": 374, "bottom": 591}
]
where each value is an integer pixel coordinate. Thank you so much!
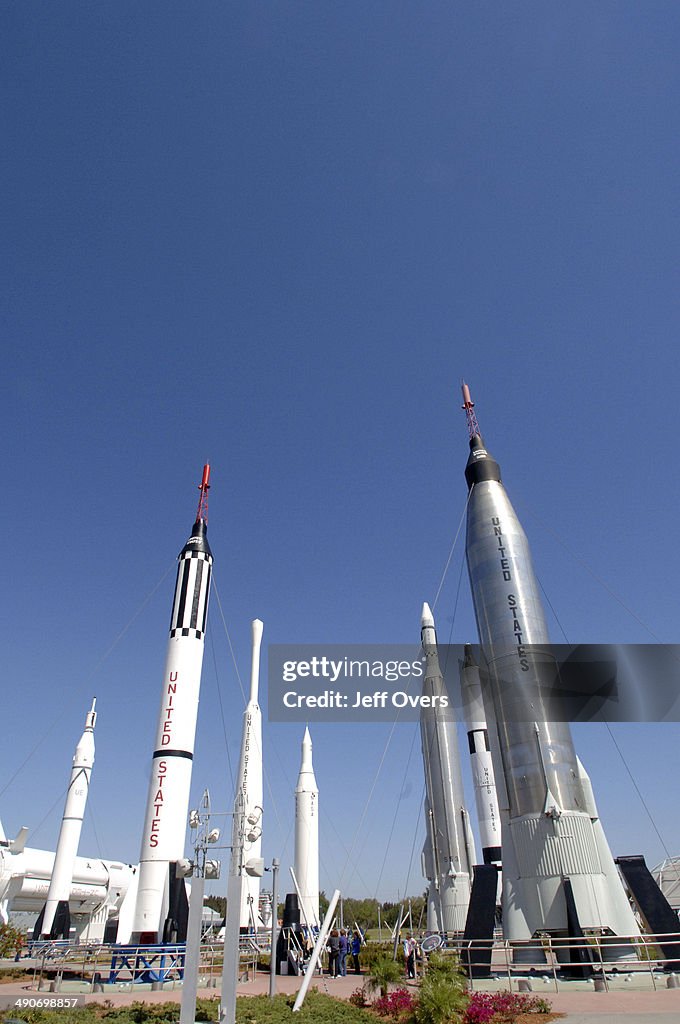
[
  {"left": 22, "top": 930, "right": 680, "bottom": 995},
  {"left": 27, "top": 937, "right": 269, "bottom": 993},
  {"left": 447, "top": 930, "right": 680, "bottom": 993}
]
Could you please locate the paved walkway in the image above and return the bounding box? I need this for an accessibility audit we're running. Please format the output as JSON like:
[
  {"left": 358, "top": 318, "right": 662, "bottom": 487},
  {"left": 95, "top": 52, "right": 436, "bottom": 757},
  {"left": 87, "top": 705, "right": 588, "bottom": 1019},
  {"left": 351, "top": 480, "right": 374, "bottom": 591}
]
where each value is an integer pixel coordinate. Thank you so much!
[
  {"left": 2, "top": 969, "right": 680, "bottom": 1018},
  {"left": 559, "top": 1016, "right": 680, "bottom": 1023}
]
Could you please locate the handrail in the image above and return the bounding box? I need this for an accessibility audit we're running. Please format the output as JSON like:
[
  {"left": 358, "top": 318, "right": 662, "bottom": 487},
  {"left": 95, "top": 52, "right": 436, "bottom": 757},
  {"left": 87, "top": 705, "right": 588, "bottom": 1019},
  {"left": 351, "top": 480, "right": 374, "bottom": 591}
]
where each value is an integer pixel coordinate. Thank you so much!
[{"left": 22, "top": 930, "right": 680, "bottom": 993}]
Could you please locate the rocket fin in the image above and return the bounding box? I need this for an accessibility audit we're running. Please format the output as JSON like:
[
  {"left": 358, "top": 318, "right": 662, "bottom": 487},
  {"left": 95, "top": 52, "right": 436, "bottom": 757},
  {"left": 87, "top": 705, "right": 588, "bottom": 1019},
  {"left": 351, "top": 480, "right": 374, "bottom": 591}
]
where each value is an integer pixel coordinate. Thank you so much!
[
  {"left": 615, "top": 855, "right": 680, "bottom": 964},
  {"left": 33, "top": 900, "right": 72, "bottom": 940},
  {"left": 461, "top": 865, "right": 498, "bottom": 978},
  {"left": 32, "top": 905, "right": 45, "bottom": 941},
  {"left": 9, "top": 827, "right": 28, "bottom": 854},
  {"left": 163, "top": 862, "right": 189, "bottom": 943},
  {"left": 562, "top": 878, "right": 594, "bottom": 978},
  {"left": 543, "top": 790, "right": 562, "bottom": 818},
  {"left": 51, "top": 901, "right": 71, "bottom": 940},
  {"left": 576, "top": 757, "right": 599, "bottom": 819}
]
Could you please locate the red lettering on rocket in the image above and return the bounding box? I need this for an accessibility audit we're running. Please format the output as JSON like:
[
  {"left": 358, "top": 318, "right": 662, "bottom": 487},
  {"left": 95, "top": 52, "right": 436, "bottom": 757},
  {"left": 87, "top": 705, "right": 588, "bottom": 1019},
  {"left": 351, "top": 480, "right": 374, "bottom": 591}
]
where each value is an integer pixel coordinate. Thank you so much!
[{"left": 148, "top": 760, "right": 169, "bottom": 846}]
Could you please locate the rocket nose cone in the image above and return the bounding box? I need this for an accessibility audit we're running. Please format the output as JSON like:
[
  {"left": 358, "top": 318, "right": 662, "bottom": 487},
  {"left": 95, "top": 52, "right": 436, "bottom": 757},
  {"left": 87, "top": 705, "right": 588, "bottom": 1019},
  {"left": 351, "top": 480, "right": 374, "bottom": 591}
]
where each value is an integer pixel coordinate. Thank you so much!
[
  {"left": 181, "top": 518, "right": 212, "bottom": 557},
  {"left": 300, "top": 727, "right": 314, "bottom": 774},
  {"left": 421, "top": 602, "right": 435, "bottom": 630},
  {"left": 463, "top": 644, "right": 477, "bottom": 669},
  {"left": 464, "top": 434, "right": 502, "bottom": 490}
]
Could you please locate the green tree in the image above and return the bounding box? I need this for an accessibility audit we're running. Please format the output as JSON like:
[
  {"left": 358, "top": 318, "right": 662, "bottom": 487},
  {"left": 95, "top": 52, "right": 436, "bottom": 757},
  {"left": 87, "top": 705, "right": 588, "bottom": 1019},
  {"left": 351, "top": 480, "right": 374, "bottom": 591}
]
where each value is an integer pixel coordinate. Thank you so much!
[
  {"left": 0, "top": 922, "right": 24, "bottom": 958},
  {"left": 204, "top": 895, "right": 226, "bottom": 918}
]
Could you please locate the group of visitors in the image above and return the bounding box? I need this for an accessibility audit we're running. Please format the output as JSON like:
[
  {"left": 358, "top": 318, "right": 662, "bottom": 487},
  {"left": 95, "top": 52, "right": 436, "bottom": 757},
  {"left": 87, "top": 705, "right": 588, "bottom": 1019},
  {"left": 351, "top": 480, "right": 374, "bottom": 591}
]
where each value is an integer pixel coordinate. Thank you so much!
[{"left": 327, "top": 928, "right": 362, "bottom": 976}]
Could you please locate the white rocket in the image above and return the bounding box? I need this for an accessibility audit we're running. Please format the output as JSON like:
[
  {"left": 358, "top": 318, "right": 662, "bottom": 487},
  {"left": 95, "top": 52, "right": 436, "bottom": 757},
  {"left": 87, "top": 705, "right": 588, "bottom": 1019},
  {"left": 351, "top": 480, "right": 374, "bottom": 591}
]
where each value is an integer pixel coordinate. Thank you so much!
[
  {"left": 420, "top": 603, "right": 475, "bottom": 933},
  {"left": 460, "top": 645, "right": 501, "bottom": 876},
  {"left": 294, "top": 727, "right": 319, "bottom": 929},
  {"left": 35, "top": 699, "right": 97, "bottom": 939},
  {"left": 131, "top": 465, "right": 213, "bottom": 944},
  {"left": 232, "top": 619, "right": 264, "bottom": 931}
]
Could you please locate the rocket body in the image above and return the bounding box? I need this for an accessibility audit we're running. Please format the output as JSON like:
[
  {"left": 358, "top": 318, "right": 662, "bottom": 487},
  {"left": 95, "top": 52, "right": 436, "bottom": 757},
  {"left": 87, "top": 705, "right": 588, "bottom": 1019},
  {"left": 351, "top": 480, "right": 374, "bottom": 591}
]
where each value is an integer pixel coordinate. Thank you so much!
[
  {"left": 232, "top": 619, "right": 264, "bottom": 931},
  {"left": 37, "top": 700, "right": 97, "bottom": 939},
  {"left": 131, "top": 488, "right": 212, "bottom": 943},
  {"left": 463, "top": 424, "right": 638, "bottom": 944},
  {"left": 460, "top": 646, "right": 501, "bottom": 873},
  {"left": 294, "top": 728, "right": 319, "bottom": 929},
  {"left": 3, "top": 844, "right": 133, "bottom": 942},
  {"left": 420, "top": 604, "right": 475, "bottom": 933}
]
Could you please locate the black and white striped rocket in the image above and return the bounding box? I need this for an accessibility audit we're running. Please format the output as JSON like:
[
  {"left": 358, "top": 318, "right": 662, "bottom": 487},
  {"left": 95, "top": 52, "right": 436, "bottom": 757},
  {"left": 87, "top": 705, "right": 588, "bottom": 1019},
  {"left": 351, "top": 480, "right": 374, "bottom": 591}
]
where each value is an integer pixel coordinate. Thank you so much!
[
  {"left": 420, "top": 603, "right": 475, "bottom": 933},
  {"left": 131, "top": 465, "right": 213, "bottom": 944},
  {"left": 34, "top": 699, "right": 97, "bottom": 940},
  {"left": 461, "top": 384, "right": 638, "bottom": 952}
]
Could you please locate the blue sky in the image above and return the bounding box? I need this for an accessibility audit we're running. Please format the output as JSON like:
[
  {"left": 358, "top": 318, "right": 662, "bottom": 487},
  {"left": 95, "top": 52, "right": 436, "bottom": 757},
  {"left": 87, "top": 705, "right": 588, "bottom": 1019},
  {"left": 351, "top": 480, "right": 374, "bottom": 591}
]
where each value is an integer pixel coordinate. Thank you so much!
[{"left": 2, "top": 3, "right": 680, "bottom": 903}]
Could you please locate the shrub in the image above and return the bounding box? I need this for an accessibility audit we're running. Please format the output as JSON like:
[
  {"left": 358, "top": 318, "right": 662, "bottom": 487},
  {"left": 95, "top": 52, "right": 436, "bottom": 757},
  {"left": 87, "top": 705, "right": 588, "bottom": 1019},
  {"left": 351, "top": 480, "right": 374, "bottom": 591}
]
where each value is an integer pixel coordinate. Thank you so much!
[
  {"left": 415, "top": 975, "right": 467, "bottom": 1024},
  {"left": 366, "top": 954, "right": 403, "bottom": 999},
  {"left": 373, "top": 987, "right": 417, "bottom": 1019},
  {"left": 414, "top": 953, "right": 468, "bottom": 1024},
  {"left": 0, "top": 921, "right": 25, "bottom": 957},
  {"left": 361, "top": 941, "right": 405, "bottom": 973},
  {"left": 348, "top": 987, "right": 370, "bottom": 1008},
  {"left": 463, "top": 990, "right": 553, "bottom": 1023},
  {"left": 423, "top": 952, "right": 466, "bottom": 983},
  {"left": 237, "top": 991, "right": 372, "bottom": 1022}
]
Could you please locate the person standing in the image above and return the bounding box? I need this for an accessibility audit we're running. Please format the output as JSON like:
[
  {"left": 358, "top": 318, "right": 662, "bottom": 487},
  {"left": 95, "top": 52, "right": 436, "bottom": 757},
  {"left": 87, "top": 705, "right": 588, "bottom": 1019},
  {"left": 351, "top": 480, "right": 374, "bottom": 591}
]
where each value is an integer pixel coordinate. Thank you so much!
[
  {"left": 404, "top": 933, "right": 416, "bottom": 979},
  {"left": 351, "top": 930, "right": 362, "bottom": 974},
  {"left": 338, "top": 929, "right": 348, "bottom": 976},
  {"left": 328, "top": 929, "right": 340, "bottom": 977}
]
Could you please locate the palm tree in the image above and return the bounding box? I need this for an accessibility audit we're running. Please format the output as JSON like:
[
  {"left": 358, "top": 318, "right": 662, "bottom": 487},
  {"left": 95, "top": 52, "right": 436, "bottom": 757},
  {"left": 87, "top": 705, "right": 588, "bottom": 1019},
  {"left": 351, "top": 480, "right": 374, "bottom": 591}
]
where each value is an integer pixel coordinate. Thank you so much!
[{"left": 366, "top": 954, "right": 402, "bottom": 999}]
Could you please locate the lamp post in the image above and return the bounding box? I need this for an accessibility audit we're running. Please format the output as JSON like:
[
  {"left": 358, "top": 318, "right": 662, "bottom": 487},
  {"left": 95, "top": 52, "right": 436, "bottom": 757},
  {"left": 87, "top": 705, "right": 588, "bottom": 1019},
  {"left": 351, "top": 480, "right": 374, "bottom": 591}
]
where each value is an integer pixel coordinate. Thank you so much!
[
  {"left": 220, "top": 795, "right": 264, "bottom": 1024},
  {"left": 179, "top": 791, "right": 221, "bottom": 1024},
  {"left": 268, "top": 859, "right": 279, "bottom": 998}
]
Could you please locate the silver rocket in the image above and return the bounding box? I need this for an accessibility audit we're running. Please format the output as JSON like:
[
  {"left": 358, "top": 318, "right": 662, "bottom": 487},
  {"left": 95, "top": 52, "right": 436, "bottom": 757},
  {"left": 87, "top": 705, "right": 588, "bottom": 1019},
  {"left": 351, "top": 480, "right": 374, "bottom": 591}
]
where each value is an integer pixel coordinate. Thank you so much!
[
  {"left": 461, "top": 383, "right": 638, "bottom": 948},
  {"left": 36, "top": 699, "right": 97, "bottom": 939},
  {"left": 294, "top": 727, "right": 319, "bottom": 929},
  {"left": 131, "top": 465, "right": 213, "bottom": 944},
  {"left": 420, "top": 603, "right": 475, "bottom": 933}
]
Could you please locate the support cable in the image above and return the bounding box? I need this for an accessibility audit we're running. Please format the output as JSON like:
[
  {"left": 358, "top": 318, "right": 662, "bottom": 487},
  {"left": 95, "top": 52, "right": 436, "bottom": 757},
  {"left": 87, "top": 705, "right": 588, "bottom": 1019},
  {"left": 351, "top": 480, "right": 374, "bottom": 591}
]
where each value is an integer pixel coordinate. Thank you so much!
[
  {"left": 0, "top": 562, "right": 176, "bottom": 800},
  {"left": 536, "top": 574, "right": 680, "bottom": 887},
  {"left": 339, "top": 494, "right": 471, "bottom": 895}
]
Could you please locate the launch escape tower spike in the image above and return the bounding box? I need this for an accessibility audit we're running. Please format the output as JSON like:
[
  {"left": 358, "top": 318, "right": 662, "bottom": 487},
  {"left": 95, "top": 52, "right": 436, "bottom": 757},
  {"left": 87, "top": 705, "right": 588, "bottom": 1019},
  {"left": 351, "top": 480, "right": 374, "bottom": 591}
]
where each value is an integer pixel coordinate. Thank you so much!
[
  {"left": 461, "top": 381, "right": 481, "bottom": 440},
  {"left": 196, "top": 464, "right": 210, "bottom": 523}
]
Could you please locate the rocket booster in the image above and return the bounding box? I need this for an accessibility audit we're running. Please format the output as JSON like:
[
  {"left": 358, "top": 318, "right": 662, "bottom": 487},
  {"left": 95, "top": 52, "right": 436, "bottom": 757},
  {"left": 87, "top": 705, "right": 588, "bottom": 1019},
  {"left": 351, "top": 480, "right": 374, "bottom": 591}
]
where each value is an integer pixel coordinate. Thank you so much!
[
  {"left": 461, "top": 384, "right": 638, "bottom": 943},
  {"left": 36, "top": 699, "right": 97, "bottom": 939},
  {"left": 233, "top": 619, "right": 264, "bottom": 931},
  {"left": 420, "top": 603, "right": 475, "bottom": 933},
  {"left": 294, "top": 727, "right": 319, "bottom": 929},
  {"left": 131, "top": 466, "right": 213, "bottom": 944},
  {"left": 459, "top": 645, "right": 501, "bottom": 872}
]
